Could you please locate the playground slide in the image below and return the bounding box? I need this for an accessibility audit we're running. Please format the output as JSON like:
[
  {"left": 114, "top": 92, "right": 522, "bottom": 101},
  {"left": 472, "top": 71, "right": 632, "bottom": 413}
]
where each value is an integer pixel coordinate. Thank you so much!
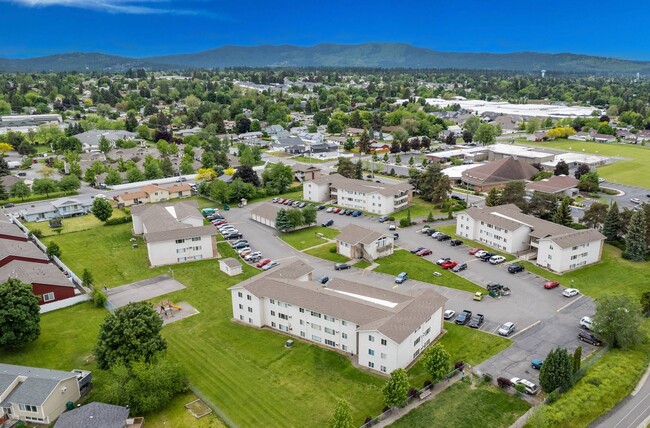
[{"left": 170, "top": 305, "right": 182, "bottom": 310}]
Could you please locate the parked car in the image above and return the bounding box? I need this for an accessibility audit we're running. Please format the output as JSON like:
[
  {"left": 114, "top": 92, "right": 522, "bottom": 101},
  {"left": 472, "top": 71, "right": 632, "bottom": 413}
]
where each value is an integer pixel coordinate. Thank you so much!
[
  {"left": 474, "top": 250, "right": 488, "bottom": 258},
  {"left": 468, "top": 248, "right": 483, "bottom": 255},
  {"left": 410, "top": 246, "right": 425, "bottom": 254},
  {"left": 237, "top": 247, "right": 252, "bottom": 255},
  {"left": 578, "top": 331, "right": 603, "bottom": 346},
  {"left": 426, "top": 228, "right": 438, "bottom": 236},
  {"left": 451, "top": 195, "right": 463, "bottom": 201},
  {"left": 580, "top": 316, "right": 593, "bottom": 330},
  {"left": 272, "top": 197, "right": 279, "bottom": 203},
  {"left": 262, "top": 261, "right": 280, "bottom": 271},
  {"left": 473, "top": 292, "right": 484, "bottom": 301},
  {"left": 326, "top": 207, "right": 334, "bottom": 213},
  {"left": 631, "top": 198, "right": 642, "bottom": 204},
  {"left": 317, "top": 205, "right": 327, "bottom": 210},
  {"left": 224, "top": 232, "right": 243, "bottom": 240},
  {"left": 440, "top": 260, "right": 458, "bottom": 269},
  {"left": 332, "top": 208, "right": 341, "bottom": 214},
  {"left": 298, "top": 202, "right": 308, "bottom": 208},
  {"left": 395, "top": 272, "right": 408, "bottom": 284},
  {"left": 393, "top": 233, "right": 399, "bottom": 240},
  {"left": 450, "top": 239, "right": 463, "bottom": 246},
  {"left": 436, "top": 234, "right": 451, "bottom": 241},
  {"left": 544, "top": 281, "right": 560, "bottom": 289},
  {"left": 283, "top": 199, "right": 293, "bottom": 205},
  {"left": 510, "top": 378, "right": 539, "bottom": 395},
  {"left": 352, "top": 211, "right": 362, "bottom": 217},
  {"left": 486, "top": 282, "right": 503, "bottom": 291},
  {"left": 531, "top": 359, "right": 544, "bottom": 370},
  {"left": 345, "top": 209, "right": 353, "bottom": 216},
  {"left": 489, "top": 255, "right": 506, "bottom": 265},
  {"left": 443, "top": 309, "right": 456, "bottom": 320},
  {"left": 451, "top": 263, "right": 467, "bottom": 273},
  {"left": 3, "top": 203, "right": 14, "bottom": 208},
  {"left": 507, "top": 264, "right": 525, "bottom": 274},
  {"left": 419, "top": 226, "right": 431, "bottom": 234},
  {"left": 231, "top": 239, "right": 248, "bottom": 246},
  {"left": 388, "top": 223, "right": 396, "bottom": 231},
  {"left": 317, "top": 276, "right": 329, "bottom": 284},
  {"left": 378, "top": 215, "right": 389, "bottom": 223},
  {"left": 430, "top": 231, "right": 443, "bottom": 239},
  {"left": 334, "top": 263, "right": 351, "bottom": 270},
  {"left": 468, "top": 314, "right": 485, "bottom": 329},
  {"left": 244, "top": 251, "right": 262, "bottom": 261},
  {"left": 416, "top": 248, "right": 433, "bottom": 257},
  {"left": 563, "top": 288, "right": 580, "bottom": 298},
  {"left": 454, "top": 310, "right": 472, "bottom": 325},
  {"left": 256, "top": 258, "right": 271, "bottom": 268},
  {"left": 321, "top": 219, "right": 334, "bottom": 227},
  {"left": 232, "top": 241, "right": 250, "bottom": 249},
  {"left": 478, "top": 252, "right": 495, "bottom": 261},
  {"left": 339, "top": 209, "right": 348, "bottom": 215},
  {"left": 498, "top": 322, "right": 516, "bottom": 336}
]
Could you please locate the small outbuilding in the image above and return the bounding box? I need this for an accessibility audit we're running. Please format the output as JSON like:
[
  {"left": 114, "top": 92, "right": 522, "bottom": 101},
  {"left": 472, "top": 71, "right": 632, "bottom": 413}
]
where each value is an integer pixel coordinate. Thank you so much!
[{"left": 219, "top": 258, "right": 242, "bottom": 276}]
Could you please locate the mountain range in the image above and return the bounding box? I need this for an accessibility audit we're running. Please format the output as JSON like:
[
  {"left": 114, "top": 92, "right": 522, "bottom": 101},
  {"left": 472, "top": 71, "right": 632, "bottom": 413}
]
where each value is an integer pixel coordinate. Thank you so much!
[{"left": 1, "top": 43, "right": 649, "bottom": 74}]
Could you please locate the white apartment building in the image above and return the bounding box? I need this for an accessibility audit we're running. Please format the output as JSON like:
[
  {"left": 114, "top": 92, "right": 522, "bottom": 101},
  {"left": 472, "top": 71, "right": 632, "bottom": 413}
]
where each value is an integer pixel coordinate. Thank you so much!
[
  {"left": 456, "top": 204, "right": 604, "bottom": 273},
  {"left": 303, "top": 174, "right": 412, "bottom": 215},
  {"left": 130, "top": 200, "right": 218, "bottom": 267},
  {"left": 229, "top": 261, "right": 447, "bottom": 374}
]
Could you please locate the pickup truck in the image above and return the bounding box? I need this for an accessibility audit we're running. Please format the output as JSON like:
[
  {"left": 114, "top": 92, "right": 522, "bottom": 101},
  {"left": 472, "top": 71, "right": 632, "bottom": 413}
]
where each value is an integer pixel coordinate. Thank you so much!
[
  {"left": 468, "top": 313, "right": 485, "bottom": 329},
  {"left": 454, "top": 309, "right": 472, "bottom": 325}
]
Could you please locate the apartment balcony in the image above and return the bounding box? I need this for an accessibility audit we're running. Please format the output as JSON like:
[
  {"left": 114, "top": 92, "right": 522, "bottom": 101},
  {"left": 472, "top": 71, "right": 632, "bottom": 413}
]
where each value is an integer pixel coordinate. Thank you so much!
[{"left": 394, "top": 200, "right": 409, "bottom": 209}]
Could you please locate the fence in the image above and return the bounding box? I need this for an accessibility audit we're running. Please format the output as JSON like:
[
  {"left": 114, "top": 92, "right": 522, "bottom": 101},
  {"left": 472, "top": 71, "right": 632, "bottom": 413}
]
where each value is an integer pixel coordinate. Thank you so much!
[{"left": 40, "top": 295, "right": 91, "bottom": 313}]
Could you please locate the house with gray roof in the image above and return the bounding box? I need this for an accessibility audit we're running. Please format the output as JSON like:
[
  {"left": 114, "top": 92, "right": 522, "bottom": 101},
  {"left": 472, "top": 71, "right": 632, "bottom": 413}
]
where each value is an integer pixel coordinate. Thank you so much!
[
  {"left": 75, "top": 130, "right": 139, "bottom": 152},
  {"left": 20, "top": 198, "right": 92, "bottom": 223},
  {"left": 0, "top": 363, "right": 85, "bottom": 425},
  {"left": 54, "top": 402, "right": 143, "bottom": 428},
  {"left": 229, "top": 261, "right": 447, "bottom": 374},
  {"left": 131, "top": 200, "right": 218, "bottom": 267},
  {"left": 335, "top": 224, "right": 394, "bottom": 261},
  {"left": 456, "top": 204, "right": 604, "bottom": 273}
]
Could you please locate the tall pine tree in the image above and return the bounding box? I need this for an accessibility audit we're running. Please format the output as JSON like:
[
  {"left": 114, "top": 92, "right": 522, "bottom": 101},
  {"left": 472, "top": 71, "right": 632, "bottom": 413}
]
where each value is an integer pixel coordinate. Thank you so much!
[
  {"left": 274, "top": 208, "right": 292, "bottom": 232},
  {"left": 552, "top": 197, "right": 572, "bottom": 226},
  {"left": 624, "top": 210, "right": 647, "bottom": 261},
  {"left": 485, "top": 187, "right": 501, "bottom": 207},
  {"left": 539, "top": 347, "right": 572, "bottom": 393},
  {"left": 603, "top": 202, "right": 620, "bottom": 241}
]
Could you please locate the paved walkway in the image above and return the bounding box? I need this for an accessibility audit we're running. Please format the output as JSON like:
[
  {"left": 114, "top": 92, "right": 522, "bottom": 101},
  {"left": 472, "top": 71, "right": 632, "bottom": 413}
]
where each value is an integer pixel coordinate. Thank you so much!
[{"left": 106, "top": 274, "right": 186, "bottom": 308}]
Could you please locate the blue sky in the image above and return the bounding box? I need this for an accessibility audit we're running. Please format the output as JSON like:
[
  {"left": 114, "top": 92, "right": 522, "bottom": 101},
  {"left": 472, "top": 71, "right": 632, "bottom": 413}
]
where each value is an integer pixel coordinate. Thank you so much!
[{"left": 1, "top": 0, "right": 649, "bottom": 59}]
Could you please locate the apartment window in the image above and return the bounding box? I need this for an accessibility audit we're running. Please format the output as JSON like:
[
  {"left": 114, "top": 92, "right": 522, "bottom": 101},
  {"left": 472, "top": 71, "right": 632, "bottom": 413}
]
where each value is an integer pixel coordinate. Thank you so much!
[
  {"left": 279, "top": 313, "right": 288, "bottom": 320},
  {"left": 299, "top": 308, "right": 305, "bottom": 313},
  {"left": 381, "top": 338, "right": 387, "bottom": 346},
  {"left": 238, "top": 292, "right": 243, "bottom": 298},
  {"left": 248, "top": 307, "right": 253, "bottom": 313},
  {"left": 325, "top": 339, "right": 336, "bottom": 347},
  {"left": 342, "top": 344, "right": 348, "bottom": 351},
  {"left": 300, "top": 320, "right": 304, "bottom": 325},
  {"left": 176, "top": 257, "right": 186, "bottom": 262},
  {"left": 271, "top": 322, "right": 277, "bottom": 328},
  {"left": 425, "top": 327, "right": 431, "bottom": 336},
  {"left": 248, "top": 318, "right": 253, "bottom": 323},
  {"left": 176, "top": 248, "right": 185, "bottom": 253},
  {"left": 571, "top": 255, "right": 578, "bottom": 260},
  {"left": 312, "top": 324, "right": 321, "bottom": 331},
  {"left": 369, "top": 335, "right": 375, "bottom": 342},
  {"left": 413, "top": 349, "right": 421, "bottom": 358},
  {"left": 324, "top": 327, "right": 335, "bottom": 335},
  {"left": 19, "top": 404, "right": 37, "bottom": 413},
  {"left": 324, "top": 314, "right": 335, "bottom": 322},
  {"left": 368, "top": 362, "right": 375, "bottom": 368},
  {"left": 380, "top": 365, "right": 387, "bottom": 373},
  {"left": 239, "top": 315, "right": 244, "bottom": 321},
  {"left": 238, "top": 304, "right": 243, "bottom": 310},
  {"left": 341, "top": 320, "right": 347, "bottom": 326},
  {"left": 175, "top": 239, "right": 185, "bottom": 244},
  {"left": 342, "top": 332, "right": 348, "bottom": 339},
  {"left": 381, "top": 353, "right": 387, "bottom": 359},
  {"left": 271, "top": 310, "right": 275, "bottom": 316},
  {"left": 269, "top": 299, "right": 275, "bottom": 304},
  {"left": 300, "top": 331, "right": 306, "bottom": 337},
  {"left": 279, "top": 325, "right": 289, "bottom": 332},
  {"left": 414, "top": 337, "right": 420, "bottom": 346},
  {"left": 312, "top": 335, "right": 322, "bottom": 342},
  {"left": 247, "top": 295, "right": 252, "bottom": 301},
  {"left": 191, "top": 237, "right": 201, "bottom": 241},
  {"left": 311, "top": 311, "right": 321, "bottom": 318},
  {"left": 42, "top": 292, "right": 55, "bottom": 302},
  {"left": 368, "top": 349, "right": 375, "bottom": 356}
]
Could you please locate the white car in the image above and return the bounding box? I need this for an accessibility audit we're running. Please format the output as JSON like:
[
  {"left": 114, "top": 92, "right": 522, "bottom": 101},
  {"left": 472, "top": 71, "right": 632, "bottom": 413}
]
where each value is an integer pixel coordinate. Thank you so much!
[
  {"left": 598, "top": 178, "right": 605, "bottom": 183},
  {"left": 443, "top": 309, "right": 456, "bottom": 320},
  {"left": 244, "top": 251, "right": 262, "bottom": 261},
  {"left": 563, "top": 288, "right": 580, "bottom": 298},
  {"left": 580, "top": 316, "right": 593, "bottom": 330},
  {"left": 489, "top": 255, "right": 506, "bottom": 265},
  {"left": 236, "top": 247, "right": 251, "bottom": 255},
  {"left": 498, "top": 322, "right": 516, "bottom": 336},
  {"left": 419, "top": 227, "right": 431, "bottom": 234},
  {"left": 474, "top": 250, "right": 488, "bottom": 258},
  {"left": 94, "top": 193, "right": 107, "bottom": 199},
  {"left": 431, "top": 231, "right": 443, "bottom": 239},
  {"left": 326, "top": 207, "right": 334, "bottom": 213},
  {"left": 631, "top": 198, "right": 641, "bottom": 204},
  {"left": 510, "top": 378, "right": 539, "bottom": 395}
]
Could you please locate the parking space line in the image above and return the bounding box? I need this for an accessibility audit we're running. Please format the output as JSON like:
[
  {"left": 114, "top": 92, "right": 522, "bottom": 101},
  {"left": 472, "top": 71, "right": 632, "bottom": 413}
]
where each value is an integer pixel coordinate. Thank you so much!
[
  {"left": 510, "top": 320, "right": 541, "bottom": 339},
  {"left": 557, "top": 295, "right": 584, "bottom": 312}
]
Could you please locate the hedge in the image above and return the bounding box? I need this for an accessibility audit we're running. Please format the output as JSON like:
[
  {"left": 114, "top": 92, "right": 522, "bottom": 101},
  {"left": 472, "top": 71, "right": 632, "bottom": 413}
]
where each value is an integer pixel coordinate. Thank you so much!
[{"left": 104, "top": 216, "right": 133, "bottom": 226}]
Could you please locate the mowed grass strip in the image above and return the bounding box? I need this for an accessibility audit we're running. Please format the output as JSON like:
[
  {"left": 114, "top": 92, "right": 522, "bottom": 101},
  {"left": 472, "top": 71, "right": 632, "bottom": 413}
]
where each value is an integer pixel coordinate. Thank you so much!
[
  {"left": 374, "top": 249, "right": 484, "bottom": 293},
  {"left": 27, "top": 210, "right": 130, "bottom": 237},
  {"left": 279, "top": 226, "right": 339, "bottom": 249},
  {"left": 389, "top": 381, "right": 530, "bottom": 428},
  {"left": 304, "top": 243, "right": 350, "bottom": 262}
]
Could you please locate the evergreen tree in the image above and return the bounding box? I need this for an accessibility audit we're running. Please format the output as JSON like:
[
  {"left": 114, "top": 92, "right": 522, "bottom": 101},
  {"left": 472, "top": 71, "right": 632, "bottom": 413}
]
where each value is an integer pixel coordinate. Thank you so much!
[
  {"left": 603, "top": 202, "right": 620, "bottom": 241},
  {"left": 0, "top": 157, "right": 9, "bottom": 176},
  {"left": 395, "top": 154, "right": 402, "bottom": 164},
  {"left": 624, "top": 209, "right": 647, "bottom": 261},
  {"left": 383, "top": 368, "right": 409, "bottom": 408},
  {"left": 485, "top": 187, "right": 501, "bottom": 206},
  {"left": 0, "top": 183, "right": 7, "bottom": 201},
  {"left": 354, "top": 161, "right": 363, "bottom": 180},
  {"left": 499, "top": 181, "right": 527, "bottom": 209},
  {"left": 358, "top": 131, "right": 371, "bottom": 154},
  {"left": 539, "top": 347, "right": 572, "bottom": 393},
  {"left": 552, "top": 197, "right": 572, "bottom": 226},
  {"left": 554, "top": 160, "right": 570, "bottom": 176},
  {"left": 274, "top": 209, "right": 292, "bottom": 232},
  {"left": 572, "top": 346, "right": 582, "bottom": 374}
]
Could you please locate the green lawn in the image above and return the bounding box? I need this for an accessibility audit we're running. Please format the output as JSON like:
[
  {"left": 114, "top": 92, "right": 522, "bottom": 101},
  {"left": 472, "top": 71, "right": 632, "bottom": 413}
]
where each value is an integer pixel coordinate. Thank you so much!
[
  {"left": 408, "top": 323, "right": 512, "bottom": 387},
  {"left": 392, "top": 197, "right": 445, "bottom": 221},
  {"left": 519, "top": 245, "right": 650, "bottom": 300},
  {"left": 517, "top": 138, "right": 650, "bottom": 188},
  {"left": 27, "top": 210, "right": 130, "bottom": 237},
  {"left": 354, "top": 259, "right": 372, "bottom": 269},
  {"left": 1, "top": 190, "right": 79, "bottom": 206},
  {"left": 374, "top": 249, "right": 484, "bottom": 293},
  {"left": 291, "top": 156, "right": 329, "bottom": 163},
  {"left": 435, "top": 224, "right": 516, "bottom": 262},
  {"left": 304, "top": 243, "right": 350, "bottom": 262},
  {"left": 144, "top": 392, "right": 227, "bottom": 428},
  {"left": 389, "top": 381, "right": 530, "bottom": 428},
  {"left": 279, "top": 226, "right": 339, "bottom": 250}
]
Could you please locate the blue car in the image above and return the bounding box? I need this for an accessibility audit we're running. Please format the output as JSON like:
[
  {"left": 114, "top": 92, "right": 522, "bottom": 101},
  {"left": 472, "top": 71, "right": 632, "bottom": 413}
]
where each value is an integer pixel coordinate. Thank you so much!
[
  {"left": 352, "top": 211, "right": 362, "bottom": 217},
  {"left": 531, "top": 359, "right": 544, "bottom": 370}
]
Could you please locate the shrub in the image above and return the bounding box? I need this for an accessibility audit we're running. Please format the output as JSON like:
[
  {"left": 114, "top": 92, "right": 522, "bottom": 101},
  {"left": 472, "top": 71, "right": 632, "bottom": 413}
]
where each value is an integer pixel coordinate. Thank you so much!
[
  {"left": 408, "top": 387, "right": 418, "bottom": 398},
  {"left": 423, "top": 380, "right": 432, "bottom": 388},
  {"left": 587, "top": 377, "right": 602, "bottom": 387},
  {"left": 329, "top": 247, "right": 337, "bottom": 254},
  {"left": 546, "top": 389, "right": 560, "bottom": 404},
  {"left": 30, "top": 230, "right": 43, "bottom": 239},
  {"left": 364, "top": 416, "right": 373, "bottom": 426},
  {"left": 93, "top": 288, "right": 107, "bottom": 308},
  {"left": 483, "top": 373, "right": 493, "bottom": 383},
  {"left": 388, "top": 216, "right": 395, "bottom": 221},
  {"left": 104, "top": 216, "right": 133, "bottom": 226},
  {"left": 515, "top": 384, "right": 526, "bottom": 394},
  {"left": 454, "top": 360, "right": 465, "bottom": 370},
  {"left": 399, "top": 218, "right": 410, "bottom": 228},
  {"left": 497, "top": 377, "right": 512, "bottom": 388}
]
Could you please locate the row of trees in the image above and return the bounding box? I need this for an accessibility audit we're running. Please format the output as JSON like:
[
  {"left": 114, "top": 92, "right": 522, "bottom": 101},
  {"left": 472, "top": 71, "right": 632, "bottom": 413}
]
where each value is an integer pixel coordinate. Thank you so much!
[{"left": 275, "top": 206, "right": 317, "bottom": 232}]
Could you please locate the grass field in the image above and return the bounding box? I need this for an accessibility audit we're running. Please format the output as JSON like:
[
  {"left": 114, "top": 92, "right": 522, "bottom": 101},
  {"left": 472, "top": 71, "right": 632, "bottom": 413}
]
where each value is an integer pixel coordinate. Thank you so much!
[
  {"left": 389, "top": 381, "right": 530, "bottom": 428},
  {"left": 354, "top": 259, "right": 372, "bottom": 269},
  {"left": 517, "top": 138, "right": 650, "bottom": 188},
  {"left": 144, "top": 392, "right": 227, "bottom": 428},
  {"left": 1, "top": 190, "right": 79, "bottom": 206},
  {"left": 519, "top": 245, "right": 650, "bottom": 300},
  {"left": 304, "top": 243, "right": 349, "bottom": 262},
  {"left": 27, "top": 210, "right": 130, "bottom": 237},
  {"left": 392, "top": 197, "right": 445, "bottom": 221},
  {"left": 279, "top": 226, "right": 339, "bottom": 249},
  {"left": 291, "top": 156, "right": 330, "bottom": 163},
  {"left": 374, "top": 249, "right": 484, "bottom": 293}
]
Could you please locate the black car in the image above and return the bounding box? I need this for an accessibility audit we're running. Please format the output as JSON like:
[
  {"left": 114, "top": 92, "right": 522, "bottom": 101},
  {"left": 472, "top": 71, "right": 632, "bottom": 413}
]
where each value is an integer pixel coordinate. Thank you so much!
[
  {"left": 454, "top": 310, "right": 472, "bottom": 325},
  {"left": 508, "top": 264, "right": 525, "bottom": 274},
  {"left": 437, "top": 234, "right": 451, "bottom": 241},
  {"left": 450, "top": 239, "right": 463, "bottom": 246},
  {"left": 317, "top": 205, "right": 327, "bottom": 210},
  {"left": 224, "top": 232, "right": 243, "bottom": 240},
  {"left": 451, "top": 263, "right": 467, "bottom": 273},
  {"left": 334, "top": 263, "right": 351, "bottom": 270},
  {"left": 345, "top": 209, "right": 353, "bottom": 216},
  {"left": 578, "top": 331, "right": 603, "bottom": 346},
  {"left": 322, "top": 219, "right": 334, "bottom": 227},
  {"left": 468, "top": 313, "right": 485, "bottom": 329},
  {"left": 4, "top": 203, "right": 14, "bottom": 208},
  {"left": 479, "top": 252, "right": 495, "bottom": 261},
  {"left": 426, "top": 228, "right": 438, "bottom": 236},
  {"left": 410, "top": 246, "right": 425, "bottom": 254},
  {"left": 317, "top": 276, "right": 330, "bottom": 284},
  {"left": 487, "top": 282, "right": 504, "bottom": 291}
]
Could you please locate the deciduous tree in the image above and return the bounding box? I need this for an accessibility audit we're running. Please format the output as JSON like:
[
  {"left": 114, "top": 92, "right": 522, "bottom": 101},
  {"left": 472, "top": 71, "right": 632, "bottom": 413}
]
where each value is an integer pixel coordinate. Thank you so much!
[
  {"left": 59, "top": 174, "right": 81, "bottom": 193},
  {"left": 593, "top": 294, "right": 642, "bottom": 349},
  {"left": 328, "top": 399, "right": 354, "bottom": 428},
  {"left": 233, "top": 165, "right": 261, "bottom": 187},
  {"left": 337, "top": 157, "right": 356, "bottom": 179},
  {"left": 92, "top": 198, "right": 113, "bottom": 222},
  {"left": 383, "top": 368, "right": 409, "bottom": 408},
  {"left": 46, "top": 241, "right": 61, "bottom": 258},
  {"left": 422, "top": 344, "right": 451, "bottom": 383},
  {"left": 0, "top": 278, "right": 40, "bottom": 348},
  {"left": 32, "top": 178, "right": 59, "bottom": 197},
  {"left": 474, "top": 123, "right": 496, "bottom": 146},
  {"left": 262, "top": 162, "right": 294, "bottom": 195},
  {"left": 554, "top": 160, "right": 569, "bottom": 176},
  {"left": 10, "top": 181, "right": 31, "bottom": 201},
  {"left": 582, "top": 202, "right": 608, "bottom": 229}
]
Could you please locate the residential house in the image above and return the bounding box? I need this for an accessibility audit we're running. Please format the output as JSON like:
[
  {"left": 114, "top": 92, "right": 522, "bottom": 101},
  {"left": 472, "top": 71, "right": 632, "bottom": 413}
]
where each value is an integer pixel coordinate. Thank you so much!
[
  {"left": 75, "top": 130, "right": 138, "bottom": 152},
  {"left": 456, "top": 204, "right": 605, "bottom": 272},
  {"left": 54, "top": 402, "right": 143, "bottom": 428},
  {"left": 130, "top": 200, "right": 218, "bottom": 267},
  {"left": 303, "top": 174, "right": 412, "bottom": 215},
  {"left": 592, "top": 133, "right": 617, "bottom": 143},
  {"left": 369, "top": 142, "right": 391, "bottom": 152},
  {"left": 0, "top": 221, "right": 28, "bottom": 242},
  {"left": 525, "top": 175, "right": 579, "bottom": 198},
  {"left": 229, "top": 261, "right": 447, "bottom": 374},
  {"left": 0, "top": 363, "right": 89, "bottom": 425},
  {"left": 345, "top": 127, "right": 365, "bottom": 136},
  {"left": 292, "top": 164, "right": 322, "bottom": 182},
  {"left": 0, "top": 260, "right": 77, "bottom": 304},
  {"left": 117, "top": 184, "right": 192, "bottom": 207},
  {"left": 335, "top": 224, "right": 394, "bottom": 262},
  {"left": 236, "top": 131, "right": 264, "bottom": 140},
  {"left": 20, "top": 198, "right": 92, "bottom": 222},
  {"left": 461, "top": 157, "right": 539, "bottom": 192}
]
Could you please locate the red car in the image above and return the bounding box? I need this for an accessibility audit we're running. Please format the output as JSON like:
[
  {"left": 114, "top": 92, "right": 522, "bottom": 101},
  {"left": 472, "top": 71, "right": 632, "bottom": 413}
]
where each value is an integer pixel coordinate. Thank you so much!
[
  {"left": 277, "top": 198, "right": 285, "bottom": 204},
  {"left": 256, "top": 258, "right": 271, "bottom": 268},
  {"left": 416, "top": 249, "right": 432, "bottom": 256},
  {"left": 440, "top": 260, "right": 459, "bottom": 269},
  {"left": 468, "top": 248, "right": 483, "bottom": 255},
  {"left": 544, "top": 281, "right": 560, "bottom": 289},
  {"left": 212, "top": 220, "right": 228, "bottom": 226},
  {"left": 332, "top": 208, "right": 341, "bottom": 213}
]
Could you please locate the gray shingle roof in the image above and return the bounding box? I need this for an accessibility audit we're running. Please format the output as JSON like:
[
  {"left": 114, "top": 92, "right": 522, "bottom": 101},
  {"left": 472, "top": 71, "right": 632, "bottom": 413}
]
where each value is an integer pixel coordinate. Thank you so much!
[
  {"left": 0, "top": 239, "right": 48, "bottom": 263},
  {"left": 0, "top": 364, "right": 76, "bottom": 407},
  {"left": 336, "top": 224, "right": 386, "bottom": 246},
  {"left": 220, "top": 258, "right": 241, "bottom": 268},
  {"left": 0, "top": 260, "right": 74, "bottom": 288},
  {"left": 54, "top": 402, "right": 129, "bottom": 428},
  {"left": 462, "top": 157, "right": 538, "bottom": 186},
  {"left": 250, "top": 202, "right": 282, "bottom": 221},
  {"left": 145, "top": 225, "right": 216, "bottom": 244},
  {"left": 541, "top": 228, "right": 605, "bottom": 249},
  {"left": 525, "top": 175, "right": 579, "bottom": 194},
  {"left": 0, "top": 220, "right": 27, "bottom": 239}
]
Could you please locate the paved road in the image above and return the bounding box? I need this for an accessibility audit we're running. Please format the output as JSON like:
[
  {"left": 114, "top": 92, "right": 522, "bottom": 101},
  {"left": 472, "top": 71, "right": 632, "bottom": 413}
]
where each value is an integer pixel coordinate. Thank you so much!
[
  {"left": 592, "top": 367, "right": 650, "bottom": 428},
  {"left": 218, "top": 200, "right": 597, "bottom": 385}
]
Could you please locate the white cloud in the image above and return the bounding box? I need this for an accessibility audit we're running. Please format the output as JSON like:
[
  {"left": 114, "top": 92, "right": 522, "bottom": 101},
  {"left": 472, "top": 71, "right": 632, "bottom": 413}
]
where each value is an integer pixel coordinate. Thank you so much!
[{"left": 2, "top": 0, "right": 190, "bottom": 14}]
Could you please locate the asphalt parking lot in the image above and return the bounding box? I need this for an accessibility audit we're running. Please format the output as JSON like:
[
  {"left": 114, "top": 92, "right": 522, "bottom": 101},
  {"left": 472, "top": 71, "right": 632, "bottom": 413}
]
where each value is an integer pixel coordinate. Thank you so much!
[{"left": 217, "top": 201, "right": 598, "bottom": 384}]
